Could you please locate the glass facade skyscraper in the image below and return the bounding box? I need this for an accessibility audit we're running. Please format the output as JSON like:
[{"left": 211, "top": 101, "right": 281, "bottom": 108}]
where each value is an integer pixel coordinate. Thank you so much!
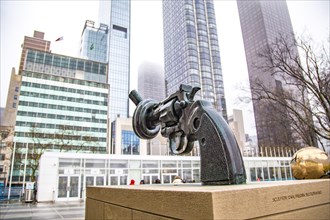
[
  {"left": 98, "top": 0, "right": 131, "bottom": 121},
  {"left": 237, "top": 0, "right": 299, "bottom": 148},
  {"left": 163, "top": 0, "right": 227, "bottom": 120},
  {"left": 80, "top": 20, "right": 108, "bottom": 63}
]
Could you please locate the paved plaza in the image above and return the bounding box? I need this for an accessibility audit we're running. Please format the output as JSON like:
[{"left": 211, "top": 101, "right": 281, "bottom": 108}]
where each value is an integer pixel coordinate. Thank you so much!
[{"left": 0, "top": 201, "right": 85, "bottom": 219}]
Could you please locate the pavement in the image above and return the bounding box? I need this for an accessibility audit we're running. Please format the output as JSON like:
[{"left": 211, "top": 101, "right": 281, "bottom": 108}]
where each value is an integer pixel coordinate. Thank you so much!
[{"left": 0, "top": 201, "right": 85, "bottom": 220}]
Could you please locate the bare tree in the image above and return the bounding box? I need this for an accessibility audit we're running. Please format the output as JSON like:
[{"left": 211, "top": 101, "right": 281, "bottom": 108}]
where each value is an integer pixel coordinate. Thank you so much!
[
  {"left": 54, "top": 125, "right": 100, "bottom": 152},
  {"left": 242, "top": 34, "right": 329, "bottom": 149},
  {"left": 13, "top": 125, "right": 52, "bottom": 182},
  {"left": 14, "top": 124, "right": 101, "bottom": 182},
  {"left": 0, "top": 127, "right": 14, "bottom": 183}
]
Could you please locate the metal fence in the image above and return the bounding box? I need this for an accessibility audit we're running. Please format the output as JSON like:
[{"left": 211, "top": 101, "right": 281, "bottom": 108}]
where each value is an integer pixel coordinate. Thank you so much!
[{"left": 0, "top": 186, "right": 22, "bottom": 201}]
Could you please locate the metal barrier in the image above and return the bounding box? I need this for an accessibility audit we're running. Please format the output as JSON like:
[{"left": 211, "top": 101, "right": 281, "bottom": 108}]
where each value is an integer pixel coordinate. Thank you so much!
[{"left": 0, "top": 186, "right": 22, "bottom": 201}]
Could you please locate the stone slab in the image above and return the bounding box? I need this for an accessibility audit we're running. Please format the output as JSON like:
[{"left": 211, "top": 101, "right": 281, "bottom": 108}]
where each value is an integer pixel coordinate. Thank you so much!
[{"left": 86, "top": 179, "right": 330, "bottom": 220}]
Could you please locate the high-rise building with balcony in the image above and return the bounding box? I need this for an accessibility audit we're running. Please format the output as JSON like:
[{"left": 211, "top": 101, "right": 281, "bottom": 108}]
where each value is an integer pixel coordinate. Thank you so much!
[
  {"left": 237, "top": 0, "right": 299, "bottom": 148},
  {"left": 79, "top": 20, "right": 108, "bottom": 63},
  {"left": 98, "top": 0, "right": 131, "bottom": 121},
  {"left": 162, "top": 0, "right": 227, "bottom": 120}
]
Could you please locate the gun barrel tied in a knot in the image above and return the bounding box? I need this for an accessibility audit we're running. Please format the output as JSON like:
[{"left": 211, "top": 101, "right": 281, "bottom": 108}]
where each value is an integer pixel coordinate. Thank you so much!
[{"left": 129, "top": 84, "right": 246, "bottom": 185}]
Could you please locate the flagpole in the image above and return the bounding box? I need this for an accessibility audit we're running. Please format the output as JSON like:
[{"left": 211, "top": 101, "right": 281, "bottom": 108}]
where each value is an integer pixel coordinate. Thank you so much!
[{"left": 8, "top": 142, "right": 16, "bottom": 200}]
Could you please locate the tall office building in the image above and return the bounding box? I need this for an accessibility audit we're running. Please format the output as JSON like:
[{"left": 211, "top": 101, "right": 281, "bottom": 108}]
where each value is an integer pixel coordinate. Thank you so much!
[
  {"left": 79, "top": 20, "right": 108, "bottom": 63},
  {"left": 15, "top": 49, "right": 109, "bottom": 150},
  {"left": 4, "top": 31, "right": 51, "bottom": 127},
  {"left": 138, "top": 62, "right": 165, "bottom": 102},
  {"left": 98, "top": 0, "right": 131, "bottom": 121},
  {"left": 237, "top": 0, "right": 299, "bottom": 148},
  {"left": 163, "top": 0, "right": 227, "bottom": 120},
  {"left": 11, "top": 46, "right": 109, "bottom": 182}
]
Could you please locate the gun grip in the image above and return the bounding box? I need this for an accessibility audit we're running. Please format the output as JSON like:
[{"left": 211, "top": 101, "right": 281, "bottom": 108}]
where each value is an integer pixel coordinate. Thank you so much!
[{"left": 191, "top": 102, "right": 246, "bottom": 185}]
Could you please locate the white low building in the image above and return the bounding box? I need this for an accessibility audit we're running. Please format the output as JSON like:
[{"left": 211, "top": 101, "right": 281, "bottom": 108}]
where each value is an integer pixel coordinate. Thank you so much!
[{"left": 37, "top": 152, "right": 293, "bottom": 202}]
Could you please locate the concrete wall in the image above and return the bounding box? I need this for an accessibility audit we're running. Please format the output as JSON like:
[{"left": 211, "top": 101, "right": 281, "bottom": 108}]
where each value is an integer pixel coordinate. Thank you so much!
[{"left": 37, "top": 154, "right": 58, "bottom": 202}]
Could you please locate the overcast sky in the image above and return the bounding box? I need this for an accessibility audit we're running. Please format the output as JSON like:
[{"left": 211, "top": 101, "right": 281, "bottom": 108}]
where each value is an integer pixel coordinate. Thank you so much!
[{"left": 0, "top": 0, "right": 329, "bottom": 136}]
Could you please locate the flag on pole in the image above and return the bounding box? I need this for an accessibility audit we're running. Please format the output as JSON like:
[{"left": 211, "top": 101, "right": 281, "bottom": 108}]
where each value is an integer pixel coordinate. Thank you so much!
[
  {"left": 90, "top": 43, "right": 94, "bottom": 50},
  {"left": 55, "top": 36, "right": 64, "bottom": 42}
]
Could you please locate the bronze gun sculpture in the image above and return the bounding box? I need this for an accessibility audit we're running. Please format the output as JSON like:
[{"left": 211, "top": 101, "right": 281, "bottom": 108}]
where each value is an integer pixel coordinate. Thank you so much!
[{"left": 129, "top": 84, "right": 246, "bottom": 185}]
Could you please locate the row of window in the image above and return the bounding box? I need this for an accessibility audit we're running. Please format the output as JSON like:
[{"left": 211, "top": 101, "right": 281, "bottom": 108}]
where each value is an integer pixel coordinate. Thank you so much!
[
  {"left": 26, "top": 50, "right": 107, "bottom": 76},
  {"left": 23, "top": 71, "right": 108, "bottom": 89},
  {"left": 18, "top": 100, "right": 107, "bottom": 115},
  {"left": 21, "top": 81, "right": 108, "bottom": 98},
  {"left": 17, "top": 111, "right": 106, "bottom": 123},
  {"left": 14, "top": 131, "right": 106, "bottom": 142},
  {"left": 20, "top": 90, "right": 107, "bottom": 106},
  {"left": 14, "top": 143, "right": 106, "bottom": 153},
  {"left": 15, "top": 121, "right": 106, "bottom": 133}
]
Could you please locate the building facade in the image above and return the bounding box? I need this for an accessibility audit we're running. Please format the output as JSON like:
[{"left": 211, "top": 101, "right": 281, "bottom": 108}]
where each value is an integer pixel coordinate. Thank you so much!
[
  {"left": 37, "top": 152, "right": 294, "bottom": 202},
  {"left": 98, "top": 0, "right": 131, "bottom": 121},
  {"left": 4, "top": 31, "right": 51, "bottom": 127},
  {"left": 111, "top": 118, "right": 147, "bottom": 155},
  {"left": 237, "top": 0, "right": 300, "bottom": 148},
  {"left": 228, "top": 109, "right": 246, "bottom": 154},
  {"left": 11, "top": 49, "right": 109, "bottom": 183},
  {"left": 79, "top": 20, "right": 108, "bottom": 63},
  {"left": 18, "top": 31, "right": 51, "bottom": 74},
  {"left": 3, "top": 68, "right": 21, "bottom": 127},
  {"left": 163, "top": 0, "right": 227, "bottom": 120},
  {"left": 138, "top": 62, "right": 166, "bottom": 102}
]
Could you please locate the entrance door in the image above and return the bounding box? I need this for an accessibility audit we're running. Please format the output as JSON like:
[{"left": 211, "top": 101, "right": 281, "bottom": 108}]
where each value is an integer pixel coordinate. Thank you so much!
[
  {"left": 109, "top": 175, "right": 128, "bottom": 185},
  {"left": 58, "top": 175, "right": 80, "bottom": 200},
  {"left": 142, "top": 175, "right": 159, "bottom": 184},
  {"left": 162, "top": 174, "right": 177, "bottom": 184},
  {"left": 85, "top": 175, "right": 106, "bottom": 187}
]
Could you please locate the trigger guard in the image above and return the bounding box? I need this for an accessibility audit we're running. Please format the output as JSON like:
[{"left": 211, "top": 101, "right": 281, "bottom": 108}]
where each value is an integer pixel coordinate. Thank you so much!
[{"left": 169, "top": 132, "right": 194, "bottom": 154}]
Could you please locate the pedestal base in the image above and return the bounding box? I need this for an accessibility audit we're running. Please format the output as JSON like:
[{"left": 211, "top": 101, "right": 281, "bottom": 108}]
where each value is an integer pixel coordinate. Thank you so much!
[{"left": 86, "top": 179, "right": 329, "bottom": 219}]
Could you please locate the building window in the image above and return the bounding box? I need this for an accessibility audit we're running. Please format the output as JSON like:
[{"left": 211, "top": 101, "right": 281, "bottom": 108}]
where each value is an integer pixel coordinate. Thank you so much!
[
  {"left": 12, "top": 103, "right": 16, "bottom": 108},
  {"left": 113, "top": 25, "right": 127, "bottom": 38},
  {"left": 121, "top": 130, "right": 140, "bottom": 155},
  {"left": 15, "top": 87, "right": 19, "bottom": 92}
]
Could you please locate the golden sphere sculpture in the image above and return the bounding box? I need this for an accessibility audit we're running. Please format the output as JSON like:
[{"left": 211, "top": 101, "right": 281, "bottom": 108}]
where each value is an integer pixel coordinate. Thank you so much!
[{"left": 291, "top": 147, "right": 330, "bottom": 179}]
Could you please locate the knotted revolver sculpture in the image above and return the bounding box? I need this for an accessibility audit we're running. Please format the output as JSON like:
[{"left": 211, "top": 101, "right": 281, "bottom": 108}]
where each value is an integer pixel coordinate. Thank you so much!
[{"left": 129, "top": 84, "right": 246, "bottom": 185}]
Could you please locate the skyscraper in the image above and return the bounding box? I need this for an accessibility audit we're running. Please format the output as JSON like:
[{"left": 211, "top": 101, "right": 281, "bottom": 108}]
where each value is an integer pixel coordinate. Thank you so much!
[
  {"left": 138, "top": 62, "right": 165, "bottom": 102},
  {"left": 237, "top": 0, "right": 298, "bottom": 148},
  {"left": 162, "top": 0, "right": 227, "bottom": 120},
  {"left": 98, "top": 0, "right": 131, "bottom": 121},
  {"left": 79, "top": 20, "right": 108, "bottom": 63}
]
